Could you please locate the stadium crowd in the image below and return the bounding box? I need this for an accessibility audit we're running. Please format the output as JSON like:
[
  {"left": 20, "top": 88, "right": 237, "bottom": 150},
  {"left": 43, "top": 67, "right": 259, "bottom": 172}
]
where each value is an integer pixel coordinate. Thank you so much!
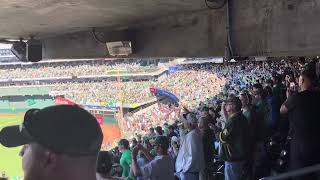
[
  {"left": 118, "top": 60, "right": 300, "bottom": 137},
  {"left": 105, "top": 58, "right": 320, "bottom": 180},
  {"left": 1, "top": 58, "right": 320, "bottom": 180},
  {"left": 49, "top": 70, "right": 224, "bottom": 106},
  {"left": 0, "top": 61, "right": 157, "bottom": 79}
]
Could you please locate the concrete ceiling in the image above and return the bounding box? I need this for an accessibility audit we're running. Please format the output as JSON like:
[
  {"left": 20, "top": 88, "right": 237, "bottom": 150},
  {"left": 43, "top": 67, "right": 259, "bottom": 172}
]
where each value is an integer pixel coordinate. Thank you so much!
[{"left": 0, "top": 0, "right": 205, "bottom": 39}]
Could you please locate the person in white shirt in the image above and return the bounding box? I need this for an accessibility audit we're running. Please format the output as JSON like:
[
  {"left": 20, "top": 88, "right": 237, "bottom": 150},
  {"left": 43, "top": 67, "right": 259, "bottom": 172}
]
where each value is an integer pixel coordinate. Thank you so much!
[
  {"left": 175, "top": 113, "right": 205, "bottom": 180},
  {"left": 131, "top": 136, "right": 175, "bottom": 180}
]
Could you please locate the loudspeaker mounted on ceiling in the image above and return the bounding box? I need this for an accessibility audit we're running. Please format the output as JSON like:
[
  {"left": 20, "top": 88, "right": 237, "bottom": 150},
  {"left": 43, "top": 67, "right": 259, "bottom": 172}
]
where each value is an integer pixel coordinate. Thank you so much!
[
  {"left": 26, "top": 39, "right": 42, "bottom": 62},
  {"left": 11, "top": 41, "right": 27, "bottom": 62}
]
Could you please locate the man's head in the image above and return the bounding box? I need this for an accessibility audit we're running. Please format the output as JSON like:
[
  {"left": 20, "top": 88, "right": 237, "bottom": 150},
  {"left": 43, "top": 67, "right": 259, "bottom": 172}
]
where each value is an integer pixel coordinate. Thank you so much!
[
  {"left": 272, "top": 74, "right": 282, "bottom": 85},
  {"left": 183, "top": 113, "right": 198, "bottom": 130},
  {"left": 96, "top": 151, "right": 113, "bottom": 177},
  {"left": 199, "top": 107, "right": 209, "bottom": 117},
  {"left": 155, "top": 126, "right": 163, "bottom": 136},
  {"left": 225, "top": 95, "right": 242, "bottom": 115},
  {"left": 299, "top": 70, "right": 317, "bottom": 91},
  {"left": 154, "top": 136, "right": 169, "bottom": 155},
  {"left": 149, "top": 128, "right": 155, "bottom": 134},
  {"left": 118, "top": 139, "right": 130, "bottom": 153},
  {"left": 252, "top": 83, "right": 266, "bottom": 104},
  {"left": 0, "top": 105, "right": 102, "bottom": 180},
  {"left": 131, "top": 138, "right": 138, "bottom": 147},
  {"left": 265, "top": 79, "right": 274, "bottom": 88},
  {"left": 198, "top": 116, "right": 209, "bottom": 130},
  {"left": 239, "top": 90, "right": 252, "bottom": 108}
]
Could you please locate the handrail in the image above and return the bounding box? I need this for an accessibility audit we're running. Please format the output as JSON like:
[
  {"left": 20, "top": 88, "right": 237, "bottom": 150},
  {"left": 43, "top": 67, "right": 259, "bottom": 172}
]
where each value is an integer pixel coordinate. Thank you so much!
[{"left": 260, "top": 164, "right": 320, "bottom": 180}]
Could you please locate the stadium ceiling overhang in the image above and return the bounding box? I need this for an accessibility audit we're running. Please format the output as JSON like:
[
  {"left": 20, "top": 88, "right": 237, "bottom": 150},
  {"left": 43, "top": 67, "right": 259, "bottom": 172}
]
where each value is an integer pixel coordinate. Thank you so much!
[{"left": 0, "top": 0, "right": 204, "bottom": 39}]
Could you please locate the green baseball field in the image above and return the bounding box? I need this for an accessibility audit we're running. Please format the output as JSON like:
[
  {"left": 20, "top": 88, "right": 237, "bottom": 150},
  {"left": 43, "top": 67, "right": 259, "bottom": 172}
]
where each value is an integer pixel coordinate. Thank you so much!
[{"left": 0, "top": 114, "right": 24, "bottom": 179}]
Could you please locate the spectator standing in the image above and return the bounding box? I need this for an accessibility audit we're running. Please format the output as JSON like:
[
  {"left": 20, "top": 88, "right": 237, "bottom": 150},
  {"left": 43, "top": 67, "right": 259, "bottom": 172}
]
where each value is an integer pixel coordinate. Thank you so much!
[
  {"left": 239, "top": 90, "right": 257, "bottom": 179},
  {"left": 213, "top": 96, "right": 250, "bottom": 180},
  {"left": 131, "top": 136, "right": 175, "bottom": 180},
  {"left": 198, "top": 116, "right": 215, "bottom": 180},
  {"left": 280, "top": 70, "right": 320, "bottom": 180},
  {"left": 251, "top": 84, "right": 272, "bottom": 179},
  {"left": 118, "top": 139, "right": 132, "bottom": 178},
  {"left": 175, "top": 113, "right": 205, "bottom": 180}
]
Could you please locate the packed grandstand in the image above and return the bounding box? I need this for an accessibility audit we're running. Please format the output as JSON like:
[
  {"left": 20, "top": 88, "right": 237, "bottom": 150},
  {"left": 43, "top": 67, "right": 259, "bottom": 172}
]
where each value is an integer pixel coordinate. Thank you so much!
[
  {"left": 0, "top": 57, "right": 307, "bottom": 140},
  {"left": 1, "top": 56, "right": 319, "bottom": 180}
]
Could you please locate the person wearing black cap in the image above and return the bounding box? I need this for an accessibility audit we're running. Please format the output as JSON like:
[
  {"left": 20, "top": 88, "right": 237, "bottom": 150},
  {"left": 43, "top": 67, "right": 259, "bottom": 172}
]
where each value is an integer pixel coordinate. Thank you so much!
[
  {"left": 213, "top": 95, "right": 250, "bottom": 180},
  {"left": 281, "top": 70, "right": 320, "bottom": 180},
  {"left": 131, "top": 136, "right": 175, "bottom": 180},
  {"left": 0, "top": 105, "right": 103, "bottom": 180}
]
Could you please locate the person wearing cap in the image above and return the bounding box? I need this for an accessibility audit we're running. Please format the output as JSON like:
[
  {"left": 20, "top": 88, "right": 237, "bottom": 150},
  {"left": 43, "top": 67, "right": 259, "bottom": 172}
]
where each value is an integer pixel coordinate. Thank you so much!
[
  {"left": 175, "top": 113, "right": 205, "bottom": 180},
  {"left": 118, "top": 139, "right": 132, "bottom": 178},
  {"left": 280, "top": 70, "right": 320, "bottom": 180},
  {"left": 213, "top": 95, "right": 250, "bottom": 180},
  {"left": 0, "top": 105, "right": 103, "bottom": 180},
  {"left": 131, "top": 136, "right": 175, "bottom": 180}
]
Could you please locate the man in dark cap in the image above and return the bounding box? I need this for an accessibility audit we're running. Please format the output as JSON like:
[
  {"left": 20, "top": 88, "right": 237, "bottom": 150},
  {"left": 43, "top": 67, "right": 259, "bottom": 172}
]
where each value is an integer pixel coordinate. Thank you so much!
[
  {"left": 131, "top": 136, "right": 175, "bottom": 180},
  {"left": 281, "top": 70, "right": 320, "bottom": 180},
  {"left": 213, "top": 95, "right": 250, "bottom": 180},
  {"left": 0, "top": 105, "right": 103, "bottom": 180}
]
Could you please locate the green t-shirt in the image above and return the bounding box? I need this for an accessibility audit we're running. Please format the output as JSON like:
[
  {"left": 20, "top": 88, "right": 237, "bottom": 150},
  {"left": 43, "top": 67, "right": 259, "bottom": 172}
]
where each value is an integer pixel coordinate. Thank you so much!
[{"left": 120, "top": 149, "right": 132, "bottom": 177}]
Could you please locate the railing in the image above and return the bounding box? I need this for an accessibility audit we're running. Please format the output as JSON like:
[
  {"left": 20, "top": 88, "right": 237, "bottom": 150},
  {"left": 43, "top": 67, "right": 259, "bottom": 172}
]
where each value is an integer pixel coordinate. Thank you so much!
[{"left": 260, "top": 164, "right": 320, "bottom": 180}]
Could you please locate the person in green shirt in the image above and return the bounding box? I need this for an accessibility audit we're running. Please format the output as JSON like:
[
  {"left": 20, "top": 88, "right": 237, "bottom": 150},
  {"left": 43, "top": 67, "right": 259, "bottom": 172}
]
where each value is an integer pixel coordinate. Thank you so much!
[{"left": 118, "top": 139, "right": 132, "bottom": 178}]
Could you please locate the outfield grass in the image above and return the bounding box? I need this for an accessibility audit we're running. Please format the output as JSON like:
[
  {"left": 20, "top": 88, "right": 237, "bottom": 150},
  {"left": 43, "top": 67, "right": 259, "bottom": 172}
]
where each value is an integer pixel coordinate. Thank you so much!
[{"left": 0, "top": 115, "right": 24, "bottom": 179}]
